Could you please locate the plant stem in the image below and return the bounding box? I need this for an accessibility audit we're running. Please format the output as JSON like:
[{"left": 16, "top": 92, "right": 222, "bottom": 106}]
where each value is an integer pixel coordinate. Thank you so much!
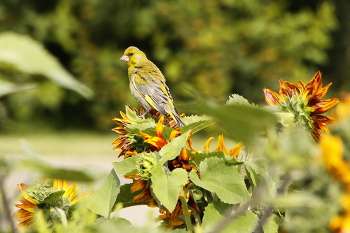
[
  {"left": 180, "top": 189, "right": 194, "bottom": 232},
  {"left": 55, "top": 207, "right": 68, "bottom": 227}
]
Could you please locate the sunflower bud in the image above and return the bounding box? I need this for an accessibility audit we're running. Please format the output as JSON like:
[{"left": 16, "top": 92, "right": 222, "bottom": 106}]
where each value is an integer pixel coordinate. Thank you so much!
[{"left": 137, "top": 154, "right": 157, "bottom": 180}]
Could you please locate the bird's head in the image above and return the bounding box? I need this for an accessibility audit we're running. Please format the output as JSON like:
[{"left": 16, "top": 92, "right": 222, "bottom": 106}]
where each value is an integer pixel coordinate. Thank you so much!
[{"left": 120, "top": 46, "right": 147, "bottom": 67}]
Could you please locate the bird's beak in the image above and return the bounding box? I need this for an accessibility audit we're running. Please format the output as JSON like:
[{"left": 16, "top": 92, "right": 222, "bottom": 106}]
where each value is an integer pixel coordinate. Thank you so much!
[{"left": 120, "top": 55, "right": 129, "bottom": 62}]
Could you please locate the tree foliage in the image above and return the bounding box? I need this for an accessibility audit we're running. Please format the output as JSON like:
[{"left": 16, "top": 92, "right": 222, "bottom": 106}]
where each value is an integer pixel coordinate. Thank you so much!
[{"left": 0, "top": 0, "right": 341, "bottom": 130}]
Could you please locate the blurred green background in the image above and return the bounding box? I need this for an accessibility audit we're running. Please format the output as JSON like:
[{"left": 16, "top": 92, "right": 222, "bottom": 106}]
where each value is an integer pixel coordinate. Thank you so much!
[{"left": 0, "top": 0, "right": 349, "bottom": 133}]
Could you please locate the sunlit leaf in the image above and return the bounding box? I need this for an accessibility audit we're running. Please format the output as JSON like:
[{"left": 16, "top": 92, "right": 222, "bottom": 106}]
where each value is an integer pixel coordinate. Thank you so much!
[
  {"left": 190, "top": 151, "right": 225, "bottom": 166},
  {"left": 0, "top": 32, "right": 93, "bottom": 98},
  {"left": 181, "top": 115, "right": 216, "bottom": 134},
  {"left": 227, "top": 94, "right": 253, "bottom": 106},
  {"left": 126, "top": 122, "right": 157, "bottom": 134},
  {"left": 96, "top": 217, "right": 133, "bottom": 232},
  {"left": 113, "top": 154, "right": 142, "bottom": 176},
  {"left": 190, "top": 99, "right": 277, "bottom": 147},
  {"left": 263, "top": 214, "right": 279, "bottom": 233},
  {"left": 158, "top": 131, "right": 190, "bottom": 165},
  {"left": 151, "top": 166, "right": 188, "bottom": 211},
  {"left": 244, "top": 160, "right": 277, "bottom": 196},
  {"left": 244, "top": 160, "right": 265, "bottom": 187},
  {"left": 87, "top": 169, "right": 120, "bottom": 218},
  {"left": 189, "top": 157, "right": 249, "bottom": 204},
  {"left": 202, "top": 202, "right": 259, "bottom": 233}
]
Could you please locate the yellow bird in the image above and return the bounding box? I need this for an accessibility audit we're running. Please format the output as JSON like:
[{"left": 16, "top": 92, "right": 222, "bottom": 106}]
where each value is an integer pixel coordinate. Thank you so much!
[{"left": 120, "top": 46, "right": 185, "bottom": 127}]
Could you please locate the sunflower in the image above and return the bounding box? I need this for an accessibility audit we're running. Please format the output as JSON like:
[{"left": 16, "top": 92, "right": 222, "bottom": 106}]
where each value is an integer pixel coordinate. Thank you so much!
[
  {"left": 263, "top": 71, "right": 339, "bottom": 141},
  {"left": 13, "top": 179, "right": 82, "bottom": 230},
  {"left": 112, "top": 106, "right": 182, "bottom": 158},
  {"left": 13, "top": 183, "right": 39, "bottom": 229},
  {"left": 320, "top": 135, "right": 350, "bottom": 232},
  {"left": 139, "top": 116, "right": 168, "bottom": 151}
]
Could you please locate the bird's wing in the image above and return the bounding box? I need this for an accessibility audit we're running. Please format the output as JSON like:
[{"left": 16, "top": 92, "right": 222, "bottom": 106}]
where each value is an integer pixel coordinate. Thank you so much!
[{"left": 130, "top": 69, "right": 174, "bottom": 112}]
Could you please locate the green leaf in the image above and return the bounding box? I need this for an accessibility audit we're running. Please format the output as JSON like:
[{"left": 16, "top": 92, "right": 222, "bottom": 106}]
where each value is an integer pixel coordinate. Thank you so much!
[
  {"left": 96, "top": 217, "right": 132, "bottom": 233},
  {"left": 202, "top": 202, "right": 230, "bottom": 231},
  {"left": 244, "top": 160, "right": 277, "bottom": 196},
  {"left": 181, "top": 115, "right": 216, "bottom": 134},
  {"left": 190, "top": 151, "right": 225, "bottom": 166},
  {"left": 88, "top": 169, "right": 120, "bottom": 218},
  {"left": 189, "top": 157, "right": 249, "bottom": 204},
  {"left": 0, "top": 32, "right": 93, "bottom": 98},
  {"left": 113, "top": 154, "right": 142, "bottom": 176},
  {"left": 125, "top": 106, "right": 143, "bottom": 122},
  {"left": 126, "top": 122, "right": 157, "bottom": 134},
  {"left": 43, "top": 190, "right": 65, "bottom": 206},
  {"left": 190, "top": 99, "right": 277, "bottom": 147},
  {"left": 226, "top": 94, "right": 253, "bottom": 106},
  {"left": 263, "top": 214, "right": 279, "bottom": 233},
  {"left": 41, "top": 168, "right": 95, "bottom": 182},
  {"left": 114, "top": 184, "right": 148, "bottom": 208},
  {"left": 151, "top": 166, "right": 188, "bottom": 211},
  {"left": 158, "top": 131, "right": 190, "bottom": 165},
  {"left": 19, "top": 158, "right": 95, "bottom": 182},
  {"left": 244, "top": 160, "right": 265, "bottom": 187},
  {"left": 202, "top": 202, "right": 259, "bottom": 233}
]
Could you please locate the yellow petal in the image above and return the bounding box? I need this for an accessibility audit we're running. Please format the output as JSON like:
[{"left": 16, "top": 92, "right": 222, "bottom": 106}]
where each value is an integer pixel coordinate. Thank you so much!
[
  {"left": 228, "top": 142, "right": 243, "bottom": 158},
  {"left": 204, "top": 137, "right": 214, "bottom": 151},
  {"left": 155, "top": 115, "right": 165, "bottom": 138},
  {"left": 215, "top": 135, "right": 228, "bottom": 155}
]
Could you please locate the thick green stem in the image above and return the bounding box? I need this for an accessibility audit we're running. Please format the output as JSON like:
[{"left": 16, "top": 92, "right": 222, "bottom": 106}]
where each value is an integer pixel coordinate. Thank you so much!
[
  {"left": 180, "top": 189, "right": 194, "bottom": 232},
  {"left": 55, "top": 207, "right": 68, "bottom": 227}
]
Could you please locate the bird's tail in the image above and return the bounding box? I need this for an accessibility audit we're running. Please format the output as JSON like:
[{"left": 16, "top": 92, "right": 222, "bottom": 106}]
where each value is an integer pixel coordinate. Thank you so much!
[{"left": 168, "top": 111, "right": 186, "bottom": 128}]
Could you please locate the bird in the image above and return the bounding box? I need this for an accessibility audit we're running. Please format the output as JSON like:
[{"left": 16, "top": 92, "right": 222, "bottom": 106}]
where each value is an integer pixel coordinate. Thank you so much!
[{"left": 120, "top": 46, "right": 185, "bottom": 127}]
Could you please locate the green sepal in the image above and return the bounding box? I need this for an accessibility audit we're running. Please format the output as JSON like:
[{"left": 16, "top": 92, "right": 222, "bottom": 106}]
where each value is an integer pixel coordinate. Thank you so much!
[{"left": 42, "top": 190, "right": 65, "bottom": 206}]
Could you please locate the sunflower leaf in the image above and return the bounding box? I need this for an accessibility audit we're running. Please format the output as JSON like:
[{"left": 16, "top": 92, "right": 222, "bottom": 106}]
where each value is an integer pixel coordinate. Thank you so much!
[
  {"left": 114, "top": 184, "right": 148, "bottom": 208},
  {"left": 158, "top": 131, "right": 190, "bottom": 165},
  {"left": 189, "top": 99, "right": 277, "bottom": 147},
  {"left": 151, "top": 166, "right": 188, "bottom": 211},
  {"left": 245, "top": 160, "right": 277, "bottom": 196},
  {"left": 87, "top": 169, "right": 120, "bottom": 218},
  {"left": 113, "top": 154, "right": 142, "bottom": 176},
  {"left": 202, "top": 202, "right": 259, "bottom": 233},
  {"left": 190, "top": 151, "right": 225, "bottom": 166},
  {"left": 189, "top": 157, "right": 249, "bottom": 204},
  {"left": 226, "top": 94, "right": 254, "bottom": 106},
  {"left": 263, "top": 214, "right": 280, "bottom": 233},
  {"left": 181, "top": 115, "right": 216, "bottom": 134}
]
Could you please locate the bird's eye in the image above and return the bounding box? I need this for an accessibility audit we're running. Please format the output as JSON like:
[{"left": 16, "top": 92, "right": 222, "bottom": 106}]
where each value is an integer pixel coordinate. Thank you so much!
[{"left": 128, "top": 52, "right": 134, "bottom": 56}]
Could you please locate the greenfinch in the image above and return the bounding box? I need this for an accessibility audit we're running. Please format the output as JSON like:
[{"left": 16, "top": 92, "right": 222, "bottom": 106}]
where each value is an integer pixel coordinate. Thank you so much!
[{"left": 120, "top": 46, "right": 185, "bottom": 127}]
